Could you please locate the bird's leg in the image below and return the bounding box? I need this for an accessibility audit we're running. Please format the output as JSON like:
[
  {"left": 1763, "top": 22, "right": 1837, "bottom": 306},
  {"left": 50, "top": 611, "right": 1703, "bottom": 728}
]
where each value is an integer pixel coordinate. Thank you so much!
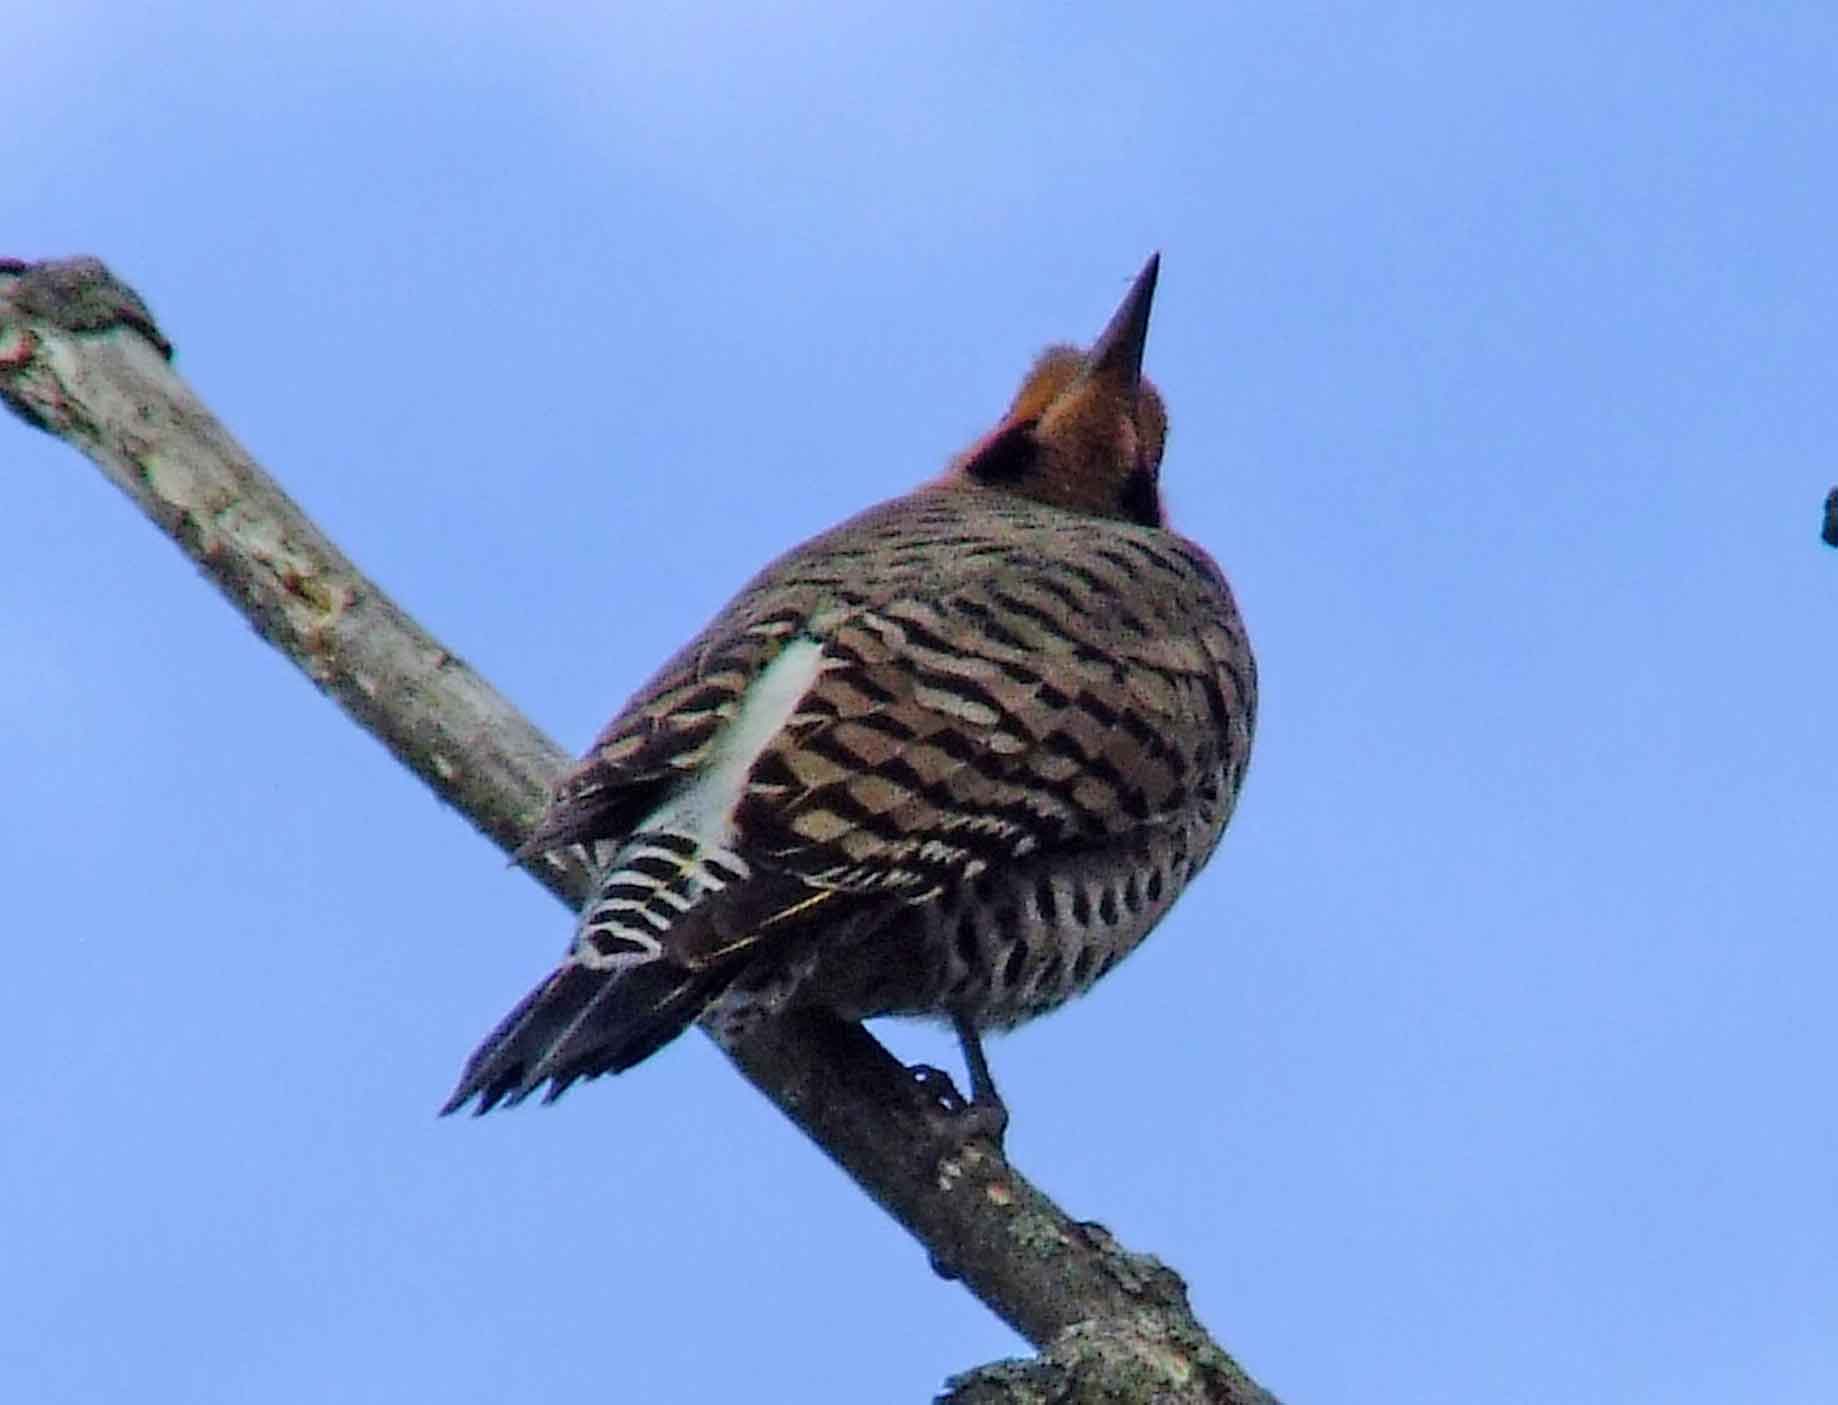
[{"left": 952, "top": 1012, "right": 1008, "bottom": 1133}]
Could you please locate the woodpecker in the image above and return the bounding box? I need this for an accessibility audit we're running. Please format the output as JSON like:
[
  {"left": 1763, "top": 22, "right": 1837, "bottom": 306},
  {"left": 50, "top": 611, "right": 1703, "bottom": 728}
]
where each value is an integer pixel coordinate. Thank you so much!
[{"left": 443, "top": 256, "right": 1257, "bottom": 1128}]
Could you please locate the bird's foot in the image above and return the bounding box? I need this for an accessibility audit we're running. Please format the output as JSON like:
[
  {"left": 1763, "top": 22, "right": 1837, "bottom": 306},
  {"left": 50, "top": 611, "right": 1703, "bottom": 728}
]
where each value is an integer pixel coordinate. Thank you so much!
[{"left": 906, "top": 1062, "right": 1010, "bottom": 1149}]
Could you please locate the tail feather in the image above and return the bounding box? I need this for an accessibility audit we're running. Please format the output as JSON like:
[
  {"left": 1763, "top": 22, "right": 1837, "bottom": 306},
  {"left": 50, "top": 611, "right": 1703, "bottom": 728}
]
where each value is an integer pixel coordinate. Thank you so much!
[{"left": 440, "top": 957, "right": 734, "bottom": 1115}]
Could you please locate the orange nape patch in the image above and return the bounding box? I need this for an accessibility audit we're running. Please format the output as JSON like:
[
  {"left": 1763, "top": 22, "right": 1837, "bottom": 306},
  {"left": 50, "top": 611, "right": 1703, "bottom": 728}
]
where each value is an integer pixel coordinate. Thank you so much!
[
  {"left": 1006, "top": 345, "right": 1167, "bottom": 482},
  {"left": 1005, "top": 345, "right": 1086, "bottom": 423}
]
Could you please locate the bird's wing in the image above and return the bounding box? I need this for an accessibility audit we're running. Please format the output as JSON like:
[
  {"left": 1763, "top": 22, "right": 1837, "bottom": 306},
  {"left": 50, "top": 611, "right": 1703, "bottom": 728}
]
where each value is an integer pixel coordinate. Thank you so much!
[
  {"left": 517, "top": 496, "right": 1250, "bottom": 898},
  {"left": 729, "top": 547, "right": 1242, "bottom": 903},
  {"left": 510, "top": 607, "right": 804, "bottom": 861},
  {"left": 742, "top": 599, "right": 1235, "bottom": 904}
]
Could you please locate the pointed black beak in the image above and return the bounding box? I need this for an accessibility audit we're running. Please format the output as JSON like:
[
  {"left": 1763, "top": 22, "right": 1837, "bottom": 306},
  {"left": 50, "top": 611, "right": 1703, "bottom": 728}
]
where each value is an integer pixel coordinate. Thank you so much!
[{"left": 1084, "top": 253, "right": 1160, "bottom": 400}]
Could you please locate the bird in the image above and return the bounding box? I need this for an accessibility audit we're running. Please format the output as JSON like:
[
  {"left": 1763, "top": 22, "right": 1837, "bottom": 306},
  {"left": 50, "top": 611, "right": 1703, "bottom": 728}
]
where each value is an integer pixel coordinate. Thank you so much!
[{"left": 442, "top": 255, "right": 1257, "bottom": 1131}]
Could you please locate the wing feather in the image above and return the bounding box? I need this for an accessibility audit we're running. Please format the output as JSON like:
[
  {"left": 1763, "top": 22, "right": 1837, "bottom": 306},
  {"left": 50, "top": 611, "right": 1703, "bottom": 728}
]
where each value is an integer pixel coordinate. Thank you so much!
[{"left": 516, "top": 494, "right": 1248, "bottom": 905}]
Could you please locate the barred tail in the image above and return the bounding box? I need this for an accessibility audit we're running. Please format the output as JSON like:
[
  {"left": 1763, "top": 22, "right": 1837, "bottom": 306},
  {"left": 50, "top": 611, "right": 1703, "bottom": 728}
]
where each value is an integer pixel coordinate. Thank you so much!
[{"left": 440, "top": 956, "right": 734, "bottom": 1115}]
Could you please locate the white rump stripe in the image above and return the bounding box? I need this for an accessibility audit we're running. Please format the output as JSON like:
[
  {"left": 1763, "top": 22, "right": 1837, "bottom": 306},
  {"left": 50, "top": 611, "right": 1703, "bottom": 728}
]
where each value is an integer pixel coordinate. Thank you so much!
[{"left": 647, "top": 636, "right": 827, "bottom": 843}]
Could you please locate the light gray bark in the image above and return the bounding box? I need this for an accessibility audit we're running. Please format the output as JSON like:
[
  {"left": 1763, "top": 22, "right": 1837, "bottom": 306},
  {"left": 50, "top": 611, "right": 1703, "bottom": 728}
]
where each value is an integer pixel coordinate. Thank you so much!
[{"left": 2, "top": 256, "right": 1281, "bottom": 1405}]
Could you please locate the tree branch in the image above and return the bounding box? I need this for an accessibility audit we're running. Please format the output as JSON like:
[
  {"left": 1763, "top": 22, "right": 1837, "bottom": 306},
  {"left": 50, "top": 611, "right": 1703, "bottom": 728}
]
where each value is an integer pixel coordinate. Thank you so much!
[{"left": 3, "top": 256, "right": 1279, "bottom": 1405}]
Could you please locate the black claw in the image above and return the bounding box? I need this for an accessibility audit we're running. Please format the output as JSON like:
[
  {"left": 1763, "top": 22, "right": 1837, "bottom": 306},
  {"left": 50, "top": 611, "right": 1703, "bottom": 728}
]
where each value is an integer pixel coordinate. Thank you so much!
[
  {"left": 906, "top": 1052, "right": 1009, "bottom": 1151},
  {"left": 907, "top": 1063, "right": 971, "bottom": 1116}
]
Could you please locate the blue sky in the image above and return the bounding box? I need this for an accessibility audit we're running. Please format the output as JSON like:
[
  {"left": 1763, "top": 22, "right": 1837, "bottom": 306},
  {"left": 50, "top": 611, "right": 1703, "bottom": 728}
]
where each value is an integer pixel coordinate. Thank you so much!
[{"left": 4, "top": 4, "right": 1834, "bottom": 1402}]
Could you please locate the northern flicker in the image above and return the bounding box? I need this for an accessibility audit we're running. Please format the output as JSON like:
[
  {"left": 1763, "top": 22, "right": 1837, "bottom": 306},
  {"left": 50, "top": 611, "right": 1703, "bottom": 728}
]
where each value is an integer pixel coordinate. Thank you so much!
[{"left": 443, "top": 256, "right": 1256, "bottom": 1126}]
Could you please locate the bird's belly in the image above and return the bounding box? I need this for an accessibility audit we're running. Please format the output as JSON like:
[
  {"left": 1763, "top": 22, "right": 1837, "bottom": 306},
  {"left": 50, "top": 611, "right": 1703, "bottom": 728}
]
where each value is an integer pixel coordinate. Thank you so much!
[{"left": 803, "top": 799, "right": 1231, "bottom": 1029}]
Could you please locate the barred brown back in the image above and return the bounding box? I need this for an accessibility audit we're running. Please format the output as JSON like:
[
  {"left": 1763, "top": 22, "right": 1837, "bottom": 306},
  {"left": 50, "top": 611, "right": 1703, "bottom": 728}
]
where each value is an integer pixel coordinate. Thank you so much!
[{"left": 550, "top": 486, "right": 1254, "bottom": 1037}]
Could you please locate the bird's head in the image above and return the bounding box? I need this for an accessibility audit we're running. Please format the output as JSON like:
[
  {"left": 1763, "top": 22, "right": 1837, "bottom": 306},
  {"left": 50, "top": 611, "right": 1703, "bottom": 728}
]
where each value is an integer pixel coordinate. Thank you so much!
[{"left": 938, "top": 255, "right": 1169, "bottom": 528}]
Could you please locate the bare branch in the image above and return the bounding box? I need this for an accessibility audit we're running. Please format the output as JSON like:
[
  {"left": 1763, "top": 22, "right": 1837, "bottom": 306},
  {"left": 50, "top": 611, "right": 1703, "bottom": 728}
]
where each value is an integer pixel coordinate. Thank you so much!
[{"left": 3, "top": 256, "right": 1279, "bottom": 1405}]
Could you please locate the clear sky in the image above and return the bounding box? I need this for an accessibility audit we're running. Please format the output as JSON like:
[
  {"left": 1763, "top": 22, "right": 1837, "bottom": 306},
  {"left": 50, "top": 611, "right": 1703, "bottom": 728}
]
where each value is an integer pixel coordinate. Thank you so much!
[{"left": 4, "top": 5, "right": 1834, "bottom": 1402}]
